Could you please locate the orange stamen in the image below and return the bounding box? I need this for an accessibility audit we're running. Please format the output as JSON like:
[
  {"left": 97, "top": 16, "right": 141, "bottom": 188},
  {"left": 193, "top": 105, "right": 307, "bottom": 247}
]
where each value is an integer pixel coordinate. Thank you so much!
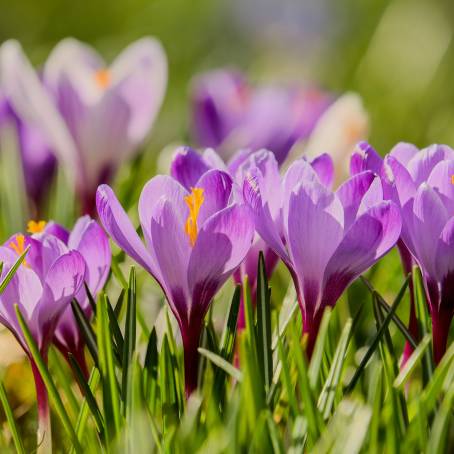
[
  {"left": 27, "top": 220, "right": 47, "bottom": 234},
  {"left": 184, "top": 187, "right": 204, "bottom": 246},
  {"left": 94, "top": 69, "right": 111, "bottom": 89},
  {"left": 9, "top": 234, "right": 28, "bottom": 266}
]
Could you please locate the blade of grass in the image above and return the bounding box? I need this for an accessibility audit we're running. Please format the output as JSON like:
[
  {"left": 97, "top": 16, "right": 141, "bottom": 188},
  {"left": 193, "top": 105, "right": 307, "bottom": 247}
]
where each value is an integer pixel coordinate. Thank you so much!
[
  {"left": 256, "top": 252, "right": 272, "bottom": 394},
  {"left": 345, "top": 276, "right": 409, "bottom": 392},
  {"left": 122, "top": 267, "right": 137, "bottom": 409},
  {"left": 198, "top": 348, "right": 243, "bottom": 382},
  {"left": 0, "top": 381, "right": 25, "bottom": 454},
  {"left": 0, "top": 246, "right": 29, "bottom": 294},
  {"left": 71, "top": 299, "right": 98, "bottom": 366}
]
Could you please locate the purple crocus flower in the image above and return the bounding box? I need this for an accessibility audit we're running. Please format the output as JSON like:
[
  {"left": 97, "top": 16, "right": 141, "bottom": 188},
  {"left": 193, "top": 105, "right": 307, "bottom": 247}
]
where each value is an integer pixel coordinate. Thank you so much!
[
  {"left": 0, "top": 229, "right": 85, "bottom": 451},
  {"left": 36, "top": 217, "right": 111, "bottom": 376},
  {"left": 96, "top": 169, "right": 254, "bottom": 396},
  {"left": 368, "top": 143, "right": 454, "bottom": 363},
  {"left": 244, "top": 155, "right": 402, "bottom": 356},
  {"left": 350, "top": 141, "right": 420, "bottom": 365},
  {"left": 0, "top": 88, "right": 57, "bottom": 212},
  {"left": 191, "top": 69, "right": 331, "bottom": 165},
  {"left": 1, "top": 38, "right": 167, "bottom": 216}
]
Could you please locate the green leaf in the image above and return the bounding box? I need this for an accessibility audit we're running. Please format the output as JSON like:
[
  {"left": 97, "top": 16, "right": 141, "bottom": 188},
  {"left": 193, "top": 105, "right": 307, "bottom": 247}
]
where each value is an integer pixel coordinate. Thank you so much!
[
  {"left": 122, "top": 267, "right": 137, "bottom": 409},
  {"left": 198, "top": 348, "right": 243, "bottom": 382},
  {"left": 256, "top": 251, "right": 273, "bottom": 393},
  {"left": 0, "top": 380, "right": 25, "bottom": 454},
  {"left": 393, "top": 334, "right": 431, "bottom": 389},
  {"left": 0, "top": 245, "right": 29, "bottom": 294},
  {"left": 97, "top": 294, "right": 122, "bottom": 441},
  {"left": 71, "top": 299, "right": 98, "bottom": 366},
  {"left": 68, "top": 354, "right": 104, "bottom": 433}
]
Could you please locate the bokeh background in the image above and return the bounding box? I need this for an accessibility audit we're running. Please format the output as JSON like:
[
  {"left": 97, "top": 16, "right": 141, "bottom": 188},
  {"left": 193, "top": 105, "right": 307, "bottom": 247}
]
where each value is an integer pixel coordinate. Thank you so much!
[
  {"left": 0, "top": 0, "right": 454, "bottom": 449},
  {"left": 2, "top": 0, "right": 454, "bottom": 158}
]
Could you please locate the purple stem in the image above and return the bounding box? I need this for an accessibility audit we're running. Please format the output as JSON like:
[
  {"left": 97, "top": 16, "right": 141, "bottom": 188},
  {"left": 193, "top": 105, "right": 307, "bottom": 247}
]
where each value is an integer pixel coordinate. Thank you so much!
[
  {"left": 302, "top": 310, "right": 323, "bottom": 360},
  {"left": 181, "top": 320, "right": 204, "bottom": 398},
  {"left": 431, "top": 308, "right": 453, "bottom": 364}
]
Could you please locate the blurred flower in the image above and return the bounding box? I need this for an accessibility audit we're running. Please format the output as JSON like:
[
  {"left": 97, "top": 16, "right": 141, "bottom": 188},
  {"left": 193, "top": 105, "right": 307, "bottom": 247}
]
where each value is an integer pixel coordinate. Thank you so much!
[
  {"left": 244, "top": 156, "right": 401, "bottom": 356},
  {"left": 190, "top": 69, "right": 331, "bottom": 165},
  {"left": 305, "top": 93, "right": 369, "bottom": 183},
  {"left": 96, "top": 170, "right": 254, "bottom": 396},
  {"left": 0, "top": 230, "right": 85, "bottom": 450},
  {"left": 376, "top": 143, "right": 454, "bottom": 363},
  {"left": 0, "top": 88, "right": 57, "bottom": 211},
  {"left": 0, "top": 38, "right": 167, "bottom": 215},
  {"left": 40, "top": 217, "right": 111, "bottom": 376}
]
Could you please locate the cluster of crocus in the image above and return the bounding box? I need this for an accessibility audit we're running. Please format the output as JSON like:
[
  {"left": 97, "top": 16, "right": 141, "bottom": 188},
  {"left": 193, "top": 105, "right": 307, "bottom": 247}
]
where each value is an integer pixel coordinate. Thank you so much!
[
  {"left": 96, "top": 169, "right": 255, "bottom": 396},
  {"left": 0, "top": 38, "right": 167, "bottom": 215},
  {"left": 0, "top": 216, "right": 110, "bottom": 451},
  {"left": 351, "top": 141, "right": 454, "bottom": 363}
]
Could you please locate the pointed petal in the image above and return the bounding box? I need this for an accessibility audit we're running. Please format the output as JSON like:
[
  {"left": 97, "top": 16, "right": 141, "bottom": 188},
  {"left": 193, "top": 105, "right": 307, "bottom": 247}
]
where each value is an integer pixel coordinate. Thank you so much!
[
  {"left": 170, "top": 146, "right": 212, "bottom": 190},
  {"left": 309, "top": 153, "right": 334, "bottom": 188},
  {"left": 96, "top": 184, "right": 156, "bottom": 275},
  {"left": 388, "top": 142, "right": 418, "bottom": 165},
  {"left": 349, "top": 141, "right": 382, "bottom": 175}
]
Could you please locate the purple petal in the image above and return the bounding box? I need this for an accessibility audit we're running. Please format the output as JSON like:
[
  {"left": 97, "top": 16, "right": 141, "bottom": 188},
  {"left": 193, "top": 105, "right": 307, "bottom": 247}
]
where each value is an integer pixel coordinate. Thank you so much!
[
  {"left": 150, "top": 199, "right": 191, "bottom": 325},
  {"left": 388, "top": 142, "right": 418, "bottom": 165},
  {"left": 435, "top": 217, "right": 454, "bottom": 283},
  {"left": 350, "top": 141, "right": 382, "bottom": 175},
  {"left": 427, "top": 160, "right": 454, "bottom": 212},
  {"left": 188, "top": 204, "right": 254, "bottom": 314},
  {"left": 68, "top": 216, "right": 111, "bottom": 302},
  {"left": 110, "top": 37, "right": 167, "bottom": 144},
  {"left": 409, "top": 184, "right": 449, "bottom": 278},
  {"left": 336, "top": 171, "right": 376, "bottom": 229},
  {"left": 44, "top": 222, "right": 70, "bottom": 244},
  {"left": 96, "top": 184, "right": 156, "bottom": 275},
  {"left": 309, "top": 153, "right": 334, "bottom": 189},
  {"left": 138, "top": 175, "right": 187, "bottom": 247},
  {"left": 323, "top": 201, "right": 401, "bottom": 306},
  {"left": 170, "top": 146, "right": 212, "bottom": 190},
  {"left": 195, "top": 169, "right": 233, "bottom": 225},
  {"left": 285, "top": 179, "right": 344, "bottom": 311}
]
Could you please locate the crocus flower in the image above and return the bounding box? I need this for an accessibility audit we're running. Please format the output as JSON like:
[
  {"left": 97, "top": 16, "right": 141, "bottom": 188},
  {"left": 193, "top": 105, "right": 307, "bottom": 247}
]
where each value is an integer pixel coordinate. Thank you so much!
[
  {"left": 0, "top": 88, "right": 56, "bottom": 211},
  {"left": 370, "top": 143, "right": 454, "bottom": 363},
  {"left": 0, "top": 38, "right": 167, "bottom": 215},
  {"left": 37, "top": 217, "right": 111, "bottom": 375},
  {"left": 97, "top": 169, "right": 254, "bottom": 396},
  {"left": 244, "top": 155, "right": 402, "bottom": 356},
  {"left": 190, "top": 69, "right": 331, "bottom": 164},
  {"left": 0, "top": 228, "right": 85, "bottom": 452},
  {"left": 350, "top": 141, "right": 419, "bottom": 364}
]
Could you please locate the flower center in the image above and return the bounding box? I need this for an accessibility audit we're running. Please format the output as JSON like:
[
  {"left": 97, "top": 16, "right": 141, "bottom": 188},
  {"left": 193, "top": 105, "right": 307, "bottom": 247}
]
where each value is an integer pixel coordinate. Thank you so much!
[
  {"left": 94, "top": 69, "right": 111, "bottom": 89},
  {"left": 27, "top": 220, "right": 47, "bottom": 234},
  {"left": 9, "top": 234, "right": 28, "bottom": 266},
  {"left": 184, "top": 187, "right": 204, "bottom": 247}
]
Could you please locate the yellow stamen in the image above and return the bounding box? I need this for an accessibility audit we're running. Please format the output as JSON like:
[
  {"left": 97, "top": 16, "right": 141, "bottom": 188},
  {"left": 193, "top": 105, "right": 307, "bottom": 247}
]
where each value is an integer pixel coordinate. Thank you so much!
[
  {"left": 27, "top": 220, "right": 47, "bottom": 234},
  {"left": 184, "top": 187, "right": 204, "bottom": 247},
  {"left": 9, "top": 234, "right": 28, "bottom": 266},
  {"left": 94, "top": 69, "right": 111, "bottom": 89},
  {"left": 451, "top": 175, "right": 454, "bottom": 185}
]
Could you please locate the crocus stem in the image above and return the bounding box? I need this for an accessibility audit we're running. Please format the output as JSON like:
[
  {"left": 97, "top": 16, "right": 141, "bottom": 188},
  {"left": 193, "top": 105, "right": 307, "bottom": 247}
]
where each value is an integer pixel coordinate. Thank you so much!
[
  {"left": 182, "top": 326, "right": 202, "bottom": 398},
  {"left": 80, "top": 190, "right": 97, "bottom": 217},
  {"left": 31, "top": 360, "right": 52, "bottom": 454},
  {"left": 431, "top": 309, "right": 453, "bottom": 364},
  {"left": 303, "top": 311, "right": 323, "bottom": 360}
]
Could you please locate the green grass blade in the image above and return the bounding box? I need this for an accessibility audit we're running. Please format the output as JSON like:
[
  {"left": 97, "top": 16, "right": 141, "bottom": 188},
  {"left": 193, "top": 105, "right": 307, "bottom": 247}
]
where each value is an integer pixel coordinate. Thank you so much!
[
  {"left": 0, "top": 381, "right": 25, "bottom": 454},
  {"left": 0, "top": 246, "right": 29, "bottom": 294},
  {"left": 97, "top": 294, "right": 122, "bottom": 440},
  {"left": 345, "top": 277, "right": 409, "bottom": 392},
  {"left": 122, "top": 267, "right": 137, "bottom": 409},
  {"left": 71, "top": 299, "right": 99, "bottom": 366},
  {"left": 198, "top": 348, "right": 243, "bottom": 382},
  {"left": 318, "top": 318, "right": 352, "bottom": 419},
  {"left": 393, "top": 334, "right": 431, "bottom": 389},
  {"left": 68, "top": 354, "right": 104, "bottom": 433},
  {"left": 14, "top": 304, "right": 82, "bottom": 452},
  {"left": 256, "top": 251, "right": 273, "bottom": 393}
]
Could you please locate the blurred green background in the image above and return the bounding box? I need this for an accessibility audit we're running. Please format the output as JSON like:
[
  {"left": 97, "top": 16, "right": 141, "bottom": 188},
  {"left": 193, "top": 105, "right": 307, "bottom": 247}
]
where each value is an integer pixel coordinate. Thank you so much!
[{"left": 2, "top": 0, "right": 454, "bottom": 158}]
